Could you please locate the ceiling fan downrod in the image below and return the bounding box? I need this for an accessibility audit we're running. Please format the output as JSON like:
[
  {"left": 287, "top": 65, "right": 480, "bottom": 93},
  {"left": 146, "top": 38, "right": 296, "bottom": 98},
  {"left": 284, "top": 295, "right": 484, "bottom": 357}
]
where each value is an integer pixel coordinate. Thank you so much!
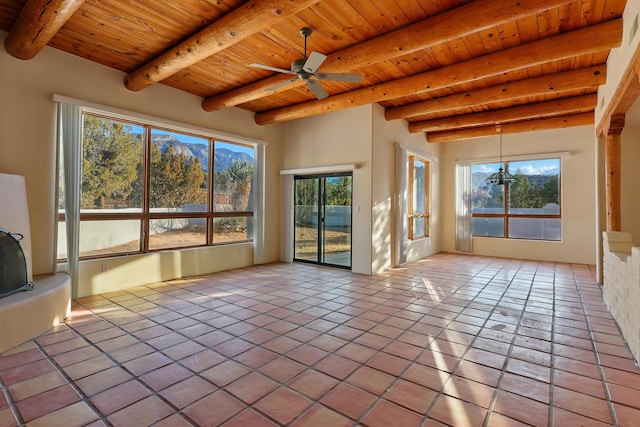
[{"left": 300, "top": 27, "right": 312, "bottom": 58}]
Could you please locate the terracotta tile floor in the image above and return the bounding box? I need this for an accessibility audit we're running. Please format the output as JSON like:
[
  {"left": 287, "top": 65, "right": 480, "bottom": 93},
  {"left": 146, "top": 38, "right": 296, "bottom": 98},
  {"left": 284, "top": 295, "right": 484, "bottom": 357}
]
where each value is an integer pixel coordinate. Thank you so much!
[{"left": 2, "top": 253, "right": 640, "bottom": 426}]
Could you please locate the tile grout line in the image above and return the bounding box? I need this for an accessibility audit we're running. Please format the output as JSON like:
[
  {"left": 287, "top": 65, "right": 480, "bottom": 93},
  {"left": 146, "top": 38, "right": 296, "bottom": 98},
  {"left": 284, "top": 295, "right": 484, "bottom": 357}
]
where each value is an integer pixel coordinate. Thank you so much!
[
  {"left": 481, "top": 260, "right": 543, "bottom": 427},
  {"left": 66, "top": 297, "right": 227, "bottom": 426},
  {"left": 30, "top": 339, "right": 114, "bottom": 427},
  {"left": 0, "top": 375, "right": 25, "bottom": 426},
  {"left": 570, "top": 269, "right": 619, "bottom": 426},
  {"left": 547, "top": 264, "right": 557, "bottom": 427}
]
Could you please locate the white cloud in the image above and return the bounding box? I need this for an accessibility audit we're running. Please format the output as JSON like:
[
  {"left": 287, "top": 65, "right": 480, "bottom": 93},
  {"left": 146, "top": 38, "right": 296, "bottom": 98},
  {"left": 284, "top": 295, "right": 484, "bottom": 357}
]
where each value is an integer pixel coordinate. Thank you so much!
[
  {"left": 516, "top": 164, "right": 558, "bottom": 175},
  {"left": 473, "top": 164, "right": 496, "bottom": 173}
]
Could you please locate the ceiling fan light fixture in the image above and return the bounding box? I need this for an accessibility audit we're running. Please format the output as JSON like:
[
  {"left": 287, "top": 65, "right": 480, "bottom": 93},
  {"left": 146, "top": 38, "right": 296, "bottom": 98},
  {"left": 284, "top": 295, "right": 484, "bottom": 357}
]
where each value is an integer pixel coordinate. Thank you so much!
[
  {"left": 250, "top": 27, "right": 362, "bottom": 99},
  {"left": 486, "top": 126, "right": 516, "bottom": 186}
]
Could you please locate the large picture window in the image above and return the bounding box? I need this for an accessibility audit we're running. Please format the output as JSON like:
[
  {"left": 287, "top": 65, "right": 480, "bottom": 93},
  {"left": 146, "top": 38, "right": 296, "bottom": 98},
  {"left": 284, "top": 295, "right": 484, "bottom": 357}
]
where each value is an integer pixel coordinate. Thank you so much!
[
  {"left": 471, "top": 158, "right": 561, "bottom": 241},
  {"left": 58, "top": 113, "right": 255, "bottom": 260},
  {"left": 408, "top": 155, "right": 430, "bottom": 239}
]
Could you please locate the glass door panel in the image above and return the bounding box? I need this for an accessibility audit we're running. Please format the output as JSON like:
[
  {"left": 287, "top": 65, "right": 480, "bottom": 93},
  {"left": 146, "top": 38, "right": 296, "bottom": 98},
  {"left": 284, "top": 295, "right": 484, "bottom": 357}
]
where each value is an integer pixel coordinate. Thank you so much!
[
  {"left": 294, "top": 173, "right": 352, "bottom": 269},
  {"left": 294, "top": 177, "right": 320, "bottom": 262},
  {"left": 323, "top": 176, "right": 352, "bottom": 267}
]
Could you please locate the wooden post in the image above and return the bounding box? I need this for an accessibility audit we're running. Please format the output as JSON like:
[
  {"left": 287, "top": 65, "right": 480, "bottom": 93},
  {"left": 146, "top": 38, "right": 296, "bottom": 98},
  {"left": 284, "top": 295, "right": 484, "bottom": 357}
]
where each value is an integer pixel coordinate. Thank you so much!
[{"left": 605, "top": 114, "right": 625, "bottom": 231}]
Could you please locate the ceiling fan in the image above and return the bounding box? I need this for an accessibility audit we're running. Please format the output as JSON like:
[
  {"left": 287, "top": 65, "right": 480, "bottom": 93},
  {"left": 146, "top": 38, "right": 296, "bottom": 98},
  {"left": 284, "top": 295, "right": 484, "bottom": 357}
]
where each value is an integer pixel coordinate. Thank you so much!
[{"left": 250, "top": 27, "right": 362, "bottom": 100}]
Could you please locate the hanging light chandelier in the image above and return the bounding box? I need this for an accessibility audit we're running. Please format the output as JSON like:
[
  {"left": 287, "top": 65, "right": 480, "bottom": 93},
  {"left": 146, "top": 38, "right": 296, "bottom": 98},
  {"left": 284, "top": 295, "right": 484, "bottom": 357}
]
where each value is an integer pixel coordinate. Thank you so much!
[{"left": 485, "top": 126, "right": 516, "bottom": 186}]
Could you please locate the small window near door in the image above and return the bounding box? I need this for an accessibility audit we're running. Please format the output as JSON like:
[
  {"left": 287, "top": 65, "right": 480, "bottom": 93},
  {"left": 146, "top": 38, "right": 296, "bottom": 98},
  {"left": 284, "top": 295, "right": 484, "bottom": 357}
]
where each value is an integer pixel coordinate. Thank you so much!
[{"left": 408, "top": 155, "right": 430, "bottom": 240}]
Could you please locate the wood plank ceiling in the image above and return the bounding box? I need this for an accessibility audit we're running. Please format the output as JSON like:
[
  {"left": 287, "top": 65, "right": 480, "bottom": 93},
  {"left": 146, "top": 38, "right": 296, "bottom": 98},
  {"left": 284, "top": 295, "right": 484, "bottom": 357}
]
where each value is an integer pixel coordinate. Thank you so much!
[{"left": 0, "top": 0, "right": 627, "bottom": 142}]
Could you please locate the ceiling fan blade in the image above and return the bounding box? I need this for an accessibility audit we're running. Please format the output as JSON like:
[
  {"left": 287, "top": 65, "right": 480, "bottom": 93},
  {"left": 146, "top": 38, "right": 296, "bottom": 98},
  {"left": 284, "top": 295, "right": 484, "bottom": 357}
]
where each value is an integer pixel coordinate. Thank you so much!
[
  {"left": 316, "top": 72, "right": 362, "bottom": 83},
  {"left": 306, "top": 80, "right": 329, "bottom": 100},
  {"left": 266, "top": 77, "right": 298, "bottom": 91},
  {"left": 303, "top": 51, "right": 327, "bottom": 73},
  {"left": 250, "top": 63, "right": 295, "bottom": 75}
]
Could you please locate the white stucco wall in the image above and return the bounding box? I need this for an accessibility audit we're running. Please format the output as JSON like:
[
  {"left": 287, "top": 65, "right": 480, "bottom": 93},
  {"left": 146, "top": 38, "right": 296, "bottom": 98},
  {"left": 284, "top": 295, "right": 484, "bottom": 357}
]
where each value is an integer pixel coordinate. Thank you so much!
[
  {"left": 280, "top": 105, "right": 374, "bottom": 275},
  {"left": 595, "top": 0, "right": 640, "bottom": 127},
  {"left": 620, "top": 126, "right": 640, "bottom": 244},
  {"left": 439, "top": 125, "right": 597, "bottom": 265},
  {"left": 371, "top": 104, "right": 441, "bottom": 273},
  {"left": 0, "top": 30, "right": 284, "bottom": 293}
]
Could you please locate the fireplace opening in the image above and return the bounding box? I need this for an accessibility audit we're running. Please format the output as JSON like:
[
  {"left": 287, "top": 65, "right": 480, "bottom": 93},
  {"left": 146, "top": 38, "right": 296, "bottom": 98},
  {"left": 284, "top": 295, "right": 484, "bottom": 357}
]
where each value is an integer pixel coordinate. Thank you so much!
[{"left": 0, "top": 229, "right": 34, "bottom": 299}]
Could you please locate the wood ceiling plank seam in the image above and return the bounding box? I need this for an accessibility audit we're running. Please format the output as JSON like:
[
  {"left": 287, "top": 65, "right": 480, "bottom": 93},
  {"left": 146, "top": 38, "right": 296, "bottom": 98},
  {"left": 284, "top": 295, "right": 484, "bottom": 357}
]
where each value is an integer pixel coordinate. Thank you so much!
[
  {"left": 578, "top": 0, "right": 605, "bottom": 26},
  {"left": 541, "top": 60, "right": 562, "bottom": 75},
  {"left": 460, "top": 32, "right": 490, "bottom": 58},
  {"left": 247, "top": 29, "right": 307, "bottom": 64},
  {"left": 495, "top": 20, "right": 521, "bottom": 49},
  {"left": 536, "top": 7, "right": 561, "bottom": 39},
  {"left": 525, "top": 65, "right": 545, "bottom": 81},
  {"left": 558, "top": 1, "right": 580, "bottom": 32},
  {"left": 202, "top": 0, "right": 579, "bottom": 110},
  {"left": 445, "top": 37, "right": 475, "bottom": 64},
  {"left": 514, "top": 13, "right": 541, "bottom": 44},
  {"left": 201, "top": 0, "right": 240, "bottom": 13},
  {"left": 387, "top": 55, "right": 428, "bottom": 76},
  {"left": 291, "top": 9, "right": 363, "bottom": 52},
  {"left": 48, "top": 30, "right": 146, "bottom": 71},
  {"left": 477, "top": 26, "right": 506, "bottom": 53},
  {"left": 413, "top": 46, "right": 445, "bottom": 71},
  {"left": 90, "top": 0, "right": 202, "bottom": 37},
  {"left": 430, "top": 41, "right": 464, "bottom": 68},
  {"left": 133, "top": 0, "right": 237, "bottom": 27},
  {"left": 391, "top": 0, "right": 429, "bottom": 22},
  {"left": 69, "top": 1, "right": 186, "bottom": 50},
  {"left": 412, "top": 0, "right": 451, "bottom": 16},
  {"left": 253, "top": 19, "right": 622, "bottom": 125},
  {"left": 407, "top": 93, "right": 598, "bottom": 133},
  {"left": 317, "top": 0, "right": 378, "bottom": 39},
  {"left": 351, "top": 3, "right": 396, "bottom": 31},
  {"left": 369, "top": 0, "right": 412, "bottom": 31},
  {"left": 372, "top": 60, "right": 411, "bottom": 81},
  {"left": 425, "top": 112, "right": 594, "bottom": 142},
  {"left": 602, "top": 0, "right": 628, "bottom": 21}
]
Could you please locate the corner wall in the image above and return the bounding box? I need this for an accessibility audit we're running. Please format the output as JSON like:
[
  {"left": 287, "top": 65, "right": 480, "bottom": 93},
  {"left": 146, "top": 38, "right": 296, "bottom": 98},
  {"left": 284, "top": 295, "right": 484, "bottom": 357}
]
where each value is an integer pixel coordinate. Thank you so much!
[
  {"left": 1, "top": 31, "right": 284, "bottom": 285},
  {"left": 620, "top": 126, "right": 640, "bottom": 243},
  {"left": 439, "top": 125, "right": 597, "bottom": 265},
  {"left": 595, "top": 0, "right": 640, "bottom": 127},
  {"left": 371, "top": 104, "right": 441, "bottom": 273},
  {"left": 280, "top": 106, "right": 374, "bottom": 275}
]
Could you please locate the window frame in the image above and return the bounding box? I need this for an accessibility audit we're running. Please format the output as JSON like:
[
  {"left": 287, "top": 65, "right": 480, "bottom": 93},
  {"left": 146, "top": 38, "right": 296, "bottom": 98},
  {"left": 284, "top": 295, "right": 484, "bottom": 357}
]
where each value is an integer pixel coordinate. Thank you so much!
[
  {"left": 58, "top": 112, "right": 256, "bottom": 261},
  {"left": 471, "top": 157, "right": 562, "bottom": 240},
  {"left": 407, "top": 154, "right": 430, "bottom": 240}
]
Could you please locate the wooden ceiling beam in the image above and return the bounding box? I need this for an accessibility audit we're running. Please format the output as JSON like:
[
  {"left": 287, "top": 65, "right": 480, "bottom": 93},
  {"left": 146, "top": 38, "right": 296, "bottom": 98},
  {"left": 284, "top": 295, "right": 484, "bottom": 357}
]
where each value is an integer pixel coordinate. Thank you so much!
[
  {"left": 408, "top": 94, "right": 597, "bottom": 133},
  {"left": 596, "top": 42, "right": 640, "bottom": 136},
  {"left": 4, "top": 0, "right": 86, "bottom": 60},
  {"left": 426, "top": 113, "right": 594, "bottom": 143},
  {"left": 386, "top": 65, "right": 606, "bottom": 121},
  {"left": 123, "top": 0, "right": 317, "bottom": 92},
  {"left": 202, "top": 0, "right": 575, "bottom": 111},
  {"left": 254, "top": 19, "right": 622, "bottom": 125}
]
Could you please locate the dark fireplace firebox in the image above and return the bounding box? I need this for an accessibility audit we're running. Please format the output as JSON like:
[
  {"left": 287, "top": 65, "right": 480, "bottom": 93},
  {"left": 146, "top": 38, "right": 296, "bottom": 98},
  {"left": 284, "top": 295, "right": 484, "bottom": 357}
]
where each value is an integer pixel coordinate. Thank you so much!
[{"left": 0, "top": 229, "right": 34, "bottom": 298}]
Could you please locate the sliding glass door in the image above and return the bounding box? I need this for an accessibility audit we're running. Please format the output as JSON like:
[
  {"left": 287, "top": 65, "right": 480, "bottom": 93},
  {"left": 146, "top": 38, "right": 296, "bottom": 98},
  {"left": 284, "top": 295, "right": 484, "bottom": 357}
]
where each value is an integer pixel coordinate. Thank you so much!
[{"left": 294, "top": 173, "right": 352, "bottom": 268}]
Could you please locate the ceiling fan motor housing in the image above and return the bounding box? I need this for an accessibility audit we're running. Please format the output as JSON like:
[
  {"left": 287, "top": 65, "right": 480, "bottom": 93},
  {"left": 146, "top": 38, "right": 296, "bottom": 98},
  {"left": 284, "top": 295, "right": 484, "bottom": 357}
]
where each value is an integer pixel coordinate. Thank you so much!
[{"left": 291, "top": 58, "right": 307, "bottom": 73}]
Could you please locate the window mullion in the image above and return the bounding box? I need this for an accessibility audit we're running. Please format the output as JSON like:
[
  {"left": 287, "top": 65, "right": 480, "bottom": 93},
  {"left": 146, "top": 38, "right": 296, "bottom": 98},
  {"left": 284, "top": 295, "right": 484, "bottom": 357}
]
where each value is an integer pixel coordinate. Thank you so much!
[{"left": 142, "top": 125, "right": 151, "bottom": 252}]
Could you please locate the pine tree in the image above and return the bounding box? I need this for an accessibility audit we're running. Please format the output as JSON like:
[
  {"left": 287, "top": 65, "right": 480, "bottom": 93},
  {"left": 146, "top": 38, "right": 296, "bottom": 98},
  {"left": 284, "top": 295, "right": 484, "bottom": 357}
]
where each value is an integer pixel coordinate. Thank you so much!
[
  {"left": 150, "top": 144, "right": 207, "bottom": 209},
  {"left": 81, "top": 117, "right": 142, "bottom": 208}
]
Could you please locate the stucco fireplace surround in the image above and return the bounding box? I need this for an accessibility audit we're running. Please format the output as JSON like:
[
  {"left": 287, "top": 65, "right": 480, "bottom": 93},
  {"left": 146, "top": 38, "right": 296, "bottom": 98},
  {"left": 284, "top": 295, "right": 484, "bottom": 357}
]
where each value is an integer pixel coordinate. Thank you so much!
[{"left": 0, "top": 173, "right": 70, "bottom": 353}]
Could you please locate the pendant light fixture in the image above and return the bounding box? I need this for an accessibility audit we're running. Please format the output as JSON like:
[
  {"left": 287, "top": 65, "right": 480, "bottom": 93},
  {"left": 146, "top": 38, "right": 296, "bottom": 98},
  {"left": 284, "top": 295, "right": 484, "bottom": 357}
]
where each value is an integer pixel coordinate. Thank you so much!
[{"left": 485, "top": 126, "right": 516, "bottom": 186}]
